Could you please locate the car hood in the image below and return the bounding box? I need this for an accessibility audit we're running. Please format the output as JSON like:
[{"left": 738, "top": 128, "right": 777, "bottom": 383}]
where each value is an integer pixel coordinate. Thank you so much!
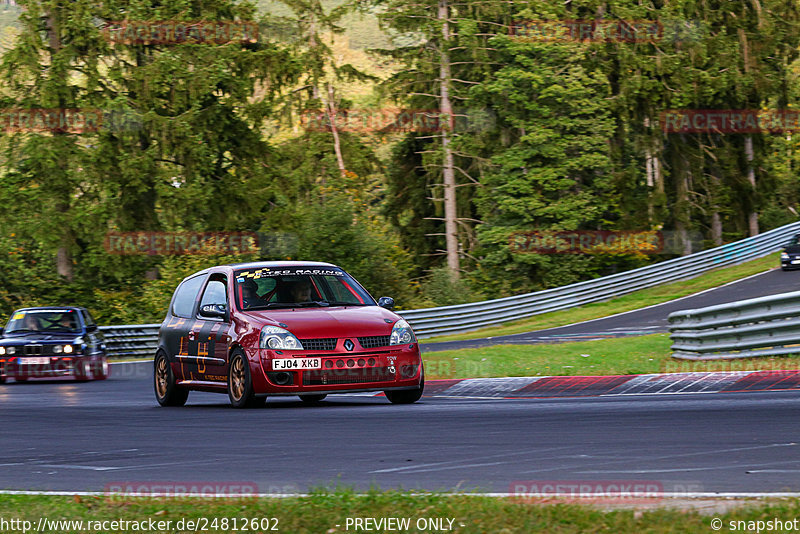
[
  {"left": 241, "top": 306, "right": 399, "bottom": 338},
  {"left": 784, "top": 245, "right": 800, "bottom": 254}
]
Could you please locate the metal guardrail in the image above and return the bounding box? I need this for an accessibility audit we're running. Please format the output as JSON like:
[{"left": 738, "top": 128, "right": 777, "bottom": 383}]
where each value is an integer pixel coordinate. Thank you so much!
[
  {"left": 668, "top": 291, "right": 800, "bottom": 360},
  {"left": 99, "top": 324, "right": 160, "bottom": 358},
  {"left": 398, "top": 221, "right": 800, "bottom": 338},
  {"left": 98, "top": 220, "right": 800, "bottom": 356}
]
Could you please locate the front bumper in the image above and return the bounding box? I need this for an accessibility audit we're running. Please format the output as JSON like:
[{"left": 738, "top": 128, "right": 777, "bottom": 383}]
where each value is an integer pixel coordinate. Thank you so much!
[
  {"left": 782, "top": 258, "right": 800, "bottom": 269},
  {"left": 0, "top": 356, "right": 84, "bottom": 379},
  {"left": 250, "top": 344, "right": 422, "bottom": 394}
]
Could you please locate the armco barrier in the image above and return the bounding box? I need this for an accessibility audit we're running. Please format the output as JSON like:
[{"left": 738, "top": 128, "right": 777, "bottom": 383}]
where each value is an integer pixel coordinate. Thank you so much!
[
  {"left": 99, "top": 221, "right": 800, "bottom": 356},
  {"left": 397, "top": 221, "right": 800, "bottom": 338},
  {"left": 669, "top": 290, "right": 800, "bottom": 360},
  {"left": 99, "top": 324, "right": 160, "bottom": 358}
]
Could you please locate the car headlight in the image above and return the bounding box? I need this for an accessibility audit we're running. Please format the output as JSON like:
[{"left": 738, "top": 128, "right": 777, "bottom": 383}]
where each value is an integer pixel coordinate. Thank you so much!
[
  {"left": 0, "top": 346, "right": 5, "bottom": 355},
  {"left": 6, "top": 346, "right": 14, "bottom": 355},
  {"left": 259, "top": 326, "right": 302, "bottom": 350},
  {"left": 782, "top": 252, "right": 790, "bottom": 259},
  {"left": 64, "top": 345, "right": 73, "bottom": 354},
  {"left": 390, "top": 319, "right": 416, "bottom": 345},
  {"left": 53, "top": 345, "right": 63, "bottom": 354}
]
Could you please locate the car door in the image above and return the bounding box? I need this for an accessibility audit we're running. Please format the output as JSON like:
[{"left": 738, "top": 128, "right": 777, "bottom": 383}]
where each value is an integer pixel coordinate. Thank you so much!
[
  {"left": 186, "top": 275, "right": 231, "bottom": 384},
  {"left": 161, "top": 274, "right": 206, "bottom": 380}
]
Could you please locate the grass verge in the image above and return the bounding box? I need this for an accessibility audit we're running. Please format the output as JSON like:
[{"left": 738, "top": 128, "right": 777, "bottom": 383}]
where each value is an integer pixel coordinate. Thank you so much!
[
  {"left": 422, "top": 333, "right": 800, "bottom": 378},
  {"left": 421, "top": 253, "right": 778, "bottom": 343},
  {"left": 0, "top": 492, "right": 798, "bottom": 533}
]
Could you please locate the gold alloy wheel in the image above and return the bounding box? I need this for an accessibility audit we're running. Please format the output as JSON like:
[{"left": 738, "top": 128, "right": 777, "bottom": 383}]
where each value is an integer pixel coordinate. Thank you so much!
[
  {"left": 156, "top": 357, "right": 168, "bottom": 398},
  {"left": 230, "top": 357, "right": 245, "bottom": 401}
]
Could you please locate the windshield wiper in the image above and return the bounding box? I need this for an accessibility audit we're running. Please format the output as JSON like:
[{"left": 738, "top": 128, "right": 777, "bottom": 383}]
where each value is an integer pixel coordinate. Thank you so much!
[
  {"left": 5, "top": 329, "right": 37, "bottom": 334},
  {"left": 321, "top": 301, "right": 367, "bottom": 306}
]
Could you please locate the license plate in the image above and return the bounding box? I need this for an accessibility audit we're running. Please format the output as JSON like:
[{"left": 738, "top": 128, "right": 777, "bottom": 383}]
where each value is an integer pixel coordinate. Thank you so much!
[
  {"left": 272, "top": 357, "right": 321, "bottom": 370},
  {"left": 21, "top": 357, "right": 49, "bottom": 365}
]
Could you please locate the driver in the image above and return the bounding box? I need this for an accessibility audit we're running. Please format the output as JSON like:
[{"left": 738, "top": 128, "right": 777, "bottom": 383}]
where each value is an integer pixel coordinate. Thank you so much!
[
  {"left": 59, "top": 313, "right": 77, "bottom": 330},
  {"left": 290, "top": 280, "right": 314, "bottom": 302}
]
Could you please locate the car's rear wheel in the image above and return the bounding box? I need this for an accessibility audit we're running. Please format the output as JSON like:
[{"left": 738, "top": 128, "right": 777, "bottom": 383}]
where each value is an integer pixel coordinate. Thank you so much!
[
  {"left": 154, "top": 352, "right": 189, "bottom": 407},
  {"left": 385, "top": 376, "right": 424, "bottom": 404},
  {"left": 299, "top": 394, "right": 327, "bottom": 404},
  {"left": 228, "top": 350, "right": 261, "bottom": 408},
  {"left": 93, "top": 357, "right": 109, "bottom": 380},
  {"left": 74, "top": 359, "right": 92, "bottom": 382}
]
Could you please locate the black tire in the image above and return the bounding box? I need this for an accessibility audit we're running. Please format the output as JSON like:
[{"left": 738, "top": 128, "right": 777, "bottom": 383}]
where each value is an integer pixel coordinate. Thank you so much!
[
  {"left": 0, "top": 375, "right": 5, "bottom": 384},
  {"left": 154, "top": 352, "right": 189, "bottom": 407},
  {"left": 228, "top": 350, "right": 260, "bottom": 408},
  {"left": 385, "top": 375, "right": 424, "bottom": 404},
  {"left": 299, "top": 394, "right": 327, "bottom": 404},
  {"left": 74, "top": 359, "right": 92, "bottom": 382},
  {"left": 93, "top": 357, "right": 109, "bottom": 380}
]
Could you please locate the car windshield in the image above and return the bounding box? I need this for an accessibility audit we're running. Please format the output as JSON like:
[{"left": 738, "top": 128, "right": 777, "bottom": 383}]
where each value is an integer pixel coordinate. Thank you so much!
[
  {"left": 5, "top": 309, "right": 82, "bottom": 334},
  {"left": 234, "top": 267, "right": 376, "bottom": 311}
]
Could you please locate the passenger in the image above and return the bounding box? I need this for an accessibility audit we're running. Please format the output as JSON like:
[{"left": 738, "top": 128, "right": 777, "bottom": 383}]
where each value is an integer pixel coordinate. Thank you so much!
[
  {"left": 23, "top": 314, "right": 39, "bottom": 331},
  {"left": 240, "top": 279, "right": 263, "bottom": 309}
]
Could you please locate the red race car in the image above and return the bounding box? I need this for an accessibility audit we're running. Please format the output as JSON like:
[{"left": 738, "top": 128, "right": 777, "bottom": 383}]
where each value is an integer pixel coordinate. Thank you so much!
[{"left": 154, "top": 261, "right": 424, "bottom": 408}]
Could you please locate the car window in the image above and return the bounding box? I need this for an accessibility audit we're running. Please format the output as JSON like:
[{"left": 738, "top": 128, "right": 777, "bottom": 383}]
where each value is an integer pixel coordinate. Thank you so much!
[
  {"left": 172, "top": 275, "right": 205, "bottom": 318},
  {"left": 199, "top": 279, "right": 227, "bottom": 308},
  {"left": 82, "top": 309, "right": 96, "bottom": 328},
  {"left": 233, "top": 267, "right": 374, "bottom": 309},
  {"left": 5, "top": 309, "right": 82, "bottom": 334}
]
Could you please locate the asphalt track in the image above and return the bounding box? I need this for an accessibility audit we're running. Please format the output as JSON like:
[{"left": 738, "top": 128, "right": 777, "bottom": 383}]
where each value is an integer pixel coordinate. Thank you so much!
[
  {"left": 422, "top": 267, "right": 800, "bottom": 352},
  {"left": 2, "top": 266, "right": 800, "bottom": 495},
  {"left": 1, "top": 363, "right": 799, "bottom": 494}
]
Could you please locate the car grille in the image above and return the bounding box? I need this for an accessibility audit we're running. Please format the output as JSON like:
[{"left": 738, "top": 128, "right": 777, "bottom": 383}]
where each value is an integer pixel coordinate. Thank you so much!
[
  {"left": 303, "top": 366, "right": 395, "bottom": 385},
  {"left": 23, "top": 345, "right": 54, "bottom": 356},
  {"left": 299, "top": 338, "right": 337, "bottom": 351},
  {"left": 357, "top": 335, "right": 391, "bottom": 349}
]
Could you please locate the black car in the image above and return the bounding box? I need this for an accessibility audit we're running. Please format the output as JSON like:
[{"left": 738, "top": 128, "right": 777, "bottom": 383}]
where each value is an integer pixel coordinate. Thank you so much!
[
  {"left": 781, "top": 234, "right": 800, "bottom": 271},
  {"left": 0, "top": 307, "right": 107, "bottom": 383}
]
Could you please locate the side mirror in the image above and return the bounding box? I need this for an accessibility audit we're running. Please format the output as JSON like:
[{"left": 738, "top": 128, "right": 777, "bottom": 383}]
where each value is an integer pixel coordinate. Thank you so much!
[
  {"left": 199, "top": 304, "right": 227, "bottom": 319},
  {"left": 377, "top": 297, "right": 395, "bottom": 310}
]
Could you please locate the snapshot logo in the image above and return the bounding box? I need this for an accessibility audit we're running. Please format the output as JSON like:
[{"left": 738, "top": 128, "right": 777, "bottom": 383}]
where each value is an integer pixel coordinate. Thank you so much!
[
  {"left": 663, "top": 360, "right": 800, "bottom": 374},
  {"left": 104, "top": 231, "right": 260, "bottom": 256},
  {"left": 103, "top": 481, "right": 274, "bottom": 501},
  {"left": 0, "top": 108, "right": 142, "bottom": 134},
  {"left": 509, "top": 19, "right": 663, "bottom": 43},
  {"left": 661, "top": 109, "right": 800, "bottom": 134},
  {"left": 300, "top": 108, "right": 495, "bottom": 134},
  {"left": 101, "top": 20, "right": 259, "bottom": 45},
  {"left": 509, "top": 230, "right": 663, "bottom": 255},
  {"left": 510, "top": 480, "right": 702, "bottom": 504},
  {"left": 423, "top": 358, "right": 492, "bottom": 379}
]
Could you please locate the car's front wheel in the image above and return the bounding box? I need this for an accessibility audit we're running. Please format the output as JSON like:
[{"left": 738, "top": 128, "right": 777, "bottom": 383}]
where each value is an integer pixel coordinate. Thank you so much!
[
  {"left": 228, "top": 350, "right": 263, "bottom": 408},
  {"left": 154, "top": 352, "right": 189, "bottom": 407},
  {"left": 385, "top": 376, "right": 424, "bottom": 404}
]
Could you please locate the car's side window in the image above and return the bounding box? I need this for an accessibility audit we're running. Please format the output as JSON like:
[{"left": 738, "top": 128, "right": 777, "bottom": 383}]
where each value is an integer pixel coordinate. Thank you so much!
[
  {"left": 172, "top": 275, "right": 205, "bottom": 318},
  {"left": 199, "top": 278, "right": 227, "bottom": 309},
  {"left": 82, "top": 309, "right": 97, "bottom": 328}
]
